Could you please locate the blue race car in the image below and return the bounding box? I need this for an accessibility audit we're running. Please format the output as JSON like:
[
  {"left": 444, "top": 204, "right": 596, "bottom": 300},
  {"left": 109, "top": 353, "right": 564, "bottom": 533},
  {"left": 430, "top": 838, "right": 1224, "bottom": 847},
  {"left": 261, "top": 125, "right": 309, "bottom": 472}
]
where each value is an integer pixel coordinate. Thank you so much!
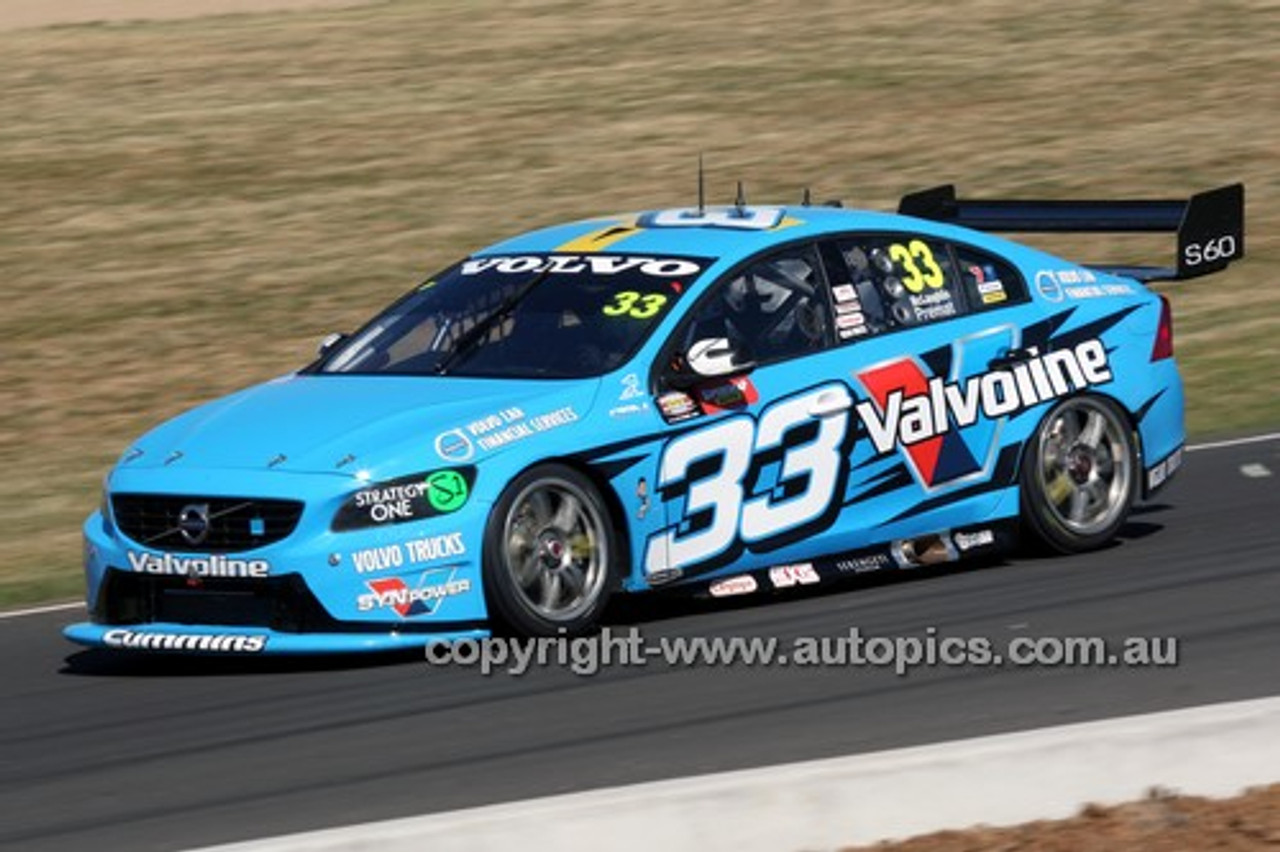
[{"left": 66, "top": 183, "right": 1244, "bottom": 654}]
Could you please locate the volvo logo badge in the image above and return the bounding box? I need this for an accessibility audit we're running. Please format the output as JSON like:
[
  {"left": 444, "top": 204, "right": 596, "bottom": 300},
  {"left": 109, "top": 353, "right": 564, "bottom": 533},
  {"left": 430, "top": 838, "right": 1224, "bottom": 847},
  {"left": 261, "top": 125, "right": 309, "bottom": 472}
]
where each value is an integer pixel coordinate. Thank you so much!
[{"left": 177, "top": 503, "right": 211, "bottom": 546}]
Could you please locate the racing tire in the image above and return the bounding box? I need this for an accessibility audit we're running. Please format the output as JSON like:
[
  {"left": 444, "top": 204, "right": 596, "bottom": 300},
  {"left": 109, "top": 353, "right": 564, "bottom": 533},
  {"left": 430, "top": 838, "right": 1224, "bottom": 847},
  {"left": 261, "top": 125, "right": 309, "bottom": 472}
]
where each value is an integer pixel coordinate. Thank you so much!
[
  {"left": 1020, "top": 395, "right": 1139, "bottom": 553},
  {"left": 482, "top": 464, "right": 618, "bottom": 636}
]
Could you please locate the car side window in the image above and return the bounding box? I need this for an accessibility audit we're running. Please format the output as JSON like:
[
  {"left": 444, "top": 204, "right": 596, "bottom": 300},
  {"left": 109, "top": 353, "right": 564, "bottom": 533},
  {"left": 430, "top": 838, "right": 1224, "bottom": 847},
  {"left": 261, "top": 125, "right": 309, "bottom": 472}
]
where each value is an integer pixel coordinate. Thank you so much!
[
  {"left": 829, "top": 235, "right": 966, "bottom": 338},
  {"left": 674, "top": 245, "right": 832, "bottom": 368},
  {"left": 951, "top": 245, "right": 1027, "bottom": 310}
]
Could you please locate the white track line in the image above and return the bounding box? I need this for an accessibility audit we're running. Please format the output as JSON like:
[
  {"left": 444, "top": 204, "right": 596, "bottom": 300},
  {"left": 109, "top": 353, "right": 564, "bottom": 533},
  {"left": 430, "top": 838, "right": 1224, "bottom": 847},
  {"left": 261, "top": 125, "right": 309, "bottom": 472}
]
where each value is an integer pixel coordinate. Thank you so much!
[
  {"left": 0, "top": 601, "right": 82, "bottom": 620},
  {"left": 5, "top": 433, "right": 1277, "bottom": 621},
  {"left": 1186, "top": 431, "right": 1280, "bottom": 452}
]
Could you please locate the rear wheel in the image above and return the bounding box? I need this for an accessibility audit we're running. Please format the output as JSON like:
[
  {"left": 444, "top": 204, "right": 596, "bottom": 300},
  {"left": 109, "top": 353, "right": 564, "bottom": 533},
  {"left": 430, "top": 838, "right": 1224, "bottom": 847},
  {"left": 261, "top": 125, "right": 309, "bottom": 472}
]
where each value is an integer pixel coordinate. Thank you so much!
[
  {"left": 1020, "top": 395, "right": 1138, "bottom": 553},
  {"left": 482, "top": 464, "right": 616, "bottom": 636}
]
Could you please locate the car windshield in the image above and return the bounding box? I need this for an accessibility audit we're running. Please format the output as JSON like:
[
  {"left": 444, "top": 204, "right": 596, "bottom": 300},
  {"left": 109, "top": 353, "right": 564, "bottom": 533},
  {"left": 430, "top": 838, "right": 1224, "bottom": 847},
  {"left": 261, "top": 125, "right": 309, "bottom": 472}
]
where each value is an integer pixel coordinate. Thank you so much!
[{"left": 316, "top": 253, "right": 708, "bottom": 379}]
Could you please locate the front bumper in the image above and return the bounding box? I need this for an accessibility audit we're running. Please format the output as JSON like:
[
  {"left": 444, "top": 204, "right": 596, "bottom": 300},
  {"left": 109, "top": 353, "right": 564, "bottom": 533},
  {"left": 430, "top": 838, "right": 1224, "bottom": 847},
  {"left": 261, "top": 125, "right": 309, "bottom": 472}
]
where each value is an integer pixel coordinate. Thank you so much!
[{"left": 77, "top": 465, "right": 495, "bottom": 653}]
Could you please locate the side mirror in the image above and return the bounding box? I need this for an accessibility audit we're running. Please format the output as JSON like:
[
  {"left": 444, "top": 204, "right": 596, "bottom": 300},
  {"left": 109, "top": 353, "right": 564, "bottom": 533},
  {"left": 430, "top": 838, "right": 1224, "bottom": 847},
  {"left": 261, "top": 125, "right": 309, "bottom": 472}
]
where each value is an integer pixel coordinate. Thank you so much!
[
  {"left": 317, "top": 332, "right": 347, "bottom": 358},
  {"left": 669, "top": 337, "right": 756, "bottom": 388}
]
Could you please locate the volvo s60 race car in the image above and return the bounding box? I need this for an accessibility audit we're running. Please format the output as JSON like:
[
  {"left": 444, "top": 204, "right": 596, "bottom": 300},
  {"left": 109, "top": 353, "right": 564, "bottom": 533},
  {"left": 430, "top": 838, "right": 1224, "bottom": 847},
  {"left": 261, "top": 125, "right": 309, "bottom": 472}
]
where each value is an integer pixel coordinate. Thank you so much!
[{"left": 65, "top": 183, "right": 1245, "bottom": 654}]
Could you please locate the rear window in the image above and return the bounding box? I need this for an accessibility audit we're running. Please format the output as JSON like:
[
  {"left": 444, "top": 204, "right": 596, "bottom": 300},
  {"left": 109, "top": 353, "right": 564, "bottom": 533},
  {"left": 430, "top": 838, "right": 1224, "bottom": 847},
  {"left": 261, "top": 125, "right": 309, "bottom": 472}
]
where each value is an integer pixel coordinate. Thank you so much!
[
  {"left": 951, "top": 245, "right": 1027, "bottom": 311},
  {"left": 830, "top": 235, "right": 967, "bottom": 338}
]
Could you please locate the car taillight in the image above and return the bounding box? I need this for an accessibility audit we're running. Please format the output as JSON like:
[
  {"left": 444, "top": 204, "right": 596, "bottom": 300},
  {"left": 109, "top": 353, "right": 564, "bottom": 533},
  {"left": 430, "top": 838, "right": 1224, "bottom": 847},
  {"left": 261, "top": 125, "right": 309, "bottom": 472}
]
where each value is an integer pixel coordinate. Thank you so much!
[{"left": 1151, "top": 294, "right": 1174, "bottom": 361}]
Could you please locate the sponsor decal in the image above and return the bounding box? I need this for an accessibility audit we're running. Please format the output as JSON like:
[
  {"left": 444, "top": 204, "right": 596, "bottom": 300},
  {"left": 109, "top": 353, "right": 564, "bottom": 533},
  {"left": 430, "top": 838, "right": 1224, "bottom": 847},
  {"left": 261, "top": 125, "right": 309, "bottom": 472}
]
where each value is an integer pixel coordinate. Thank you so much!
[
  {"left": 657, "top": 391, "right": 701, "bottom": 423},
  {"left": 974, "top": 268, "right": 1008, "bottom": 305},
  {"left": 768, "top": 563, "right": 820, "bottom": 588},
  {"left": 697, "top": 376, "right": 758, "bottom": 413},
  {"left": 834, "top": 299, "right": 863, "bottom": 315},
  {"left": 952, "top": 529, "right": 995, "bottom": 551},
  {"left": 609, "top": 402, "right": 650, "bottom": 419},
  {"left": 460, "top": 255, "right": 702, "bottom": 278},
  {"left": 1147, "top": 446, "right": 1184, "bottom": 491},
  {"left": 1063, "top": 283, "right": 1137, "bottom": 299},
  {"left": 832, "top": 283, "right": 859, "bottom": 303},
  {"left": 351, "top": 532, "right": 467, "bottom": 574},
  {"left": 424, "top": 470, "right": 469, "bottom": 513},
  {"left": 836, "top": 312, "right": 867, "bottom": 330},
  {"left": 462, "top": 406, "right": 579, "bottom": 452},
  {"left": 103, "top": 629, "right": 267, "bottom": 653},
  {"left": 856, "top": 337, "right": 1112, "bottom": 487},
  {"left": 434, "top": 429, "right": 474, "bottom": 462},
  {"left": 969, "top": 265, "right": 1007, "bottom": 304},
  {"left": 709, "top": 574, "right": 758, "bottom": 597},
  {"left": 835, "top": 553, "right": 892, "bottom": 574},
  {"left": 1037, "top": 268, "right": 1104, "bottom": 302},
  {"left": 334, "top": 468, "right": 476, "bottom": 531},
  {"left": 465, "top": 407, "right": 526, "bottom": 437},
  {"left": 635, "top": 477, "right": 650, "bottom": 521},
  {"left": 126, "top": 551, "right": 270, "bottom": 578},
  {"left": 619, "top": 372, "right": 645, "bottom": 401},
  {"left": 1034, "top": 270, "right": 1063, "bottom": 302},
  {"left": 354, "top": 481, "right": 427, "bottom": 519},
  {"left": 358, "top": 570, "right": 472, "bottom": 617},
  {"left": 838, "top": 324, "right": 869, "bottom": 340}
]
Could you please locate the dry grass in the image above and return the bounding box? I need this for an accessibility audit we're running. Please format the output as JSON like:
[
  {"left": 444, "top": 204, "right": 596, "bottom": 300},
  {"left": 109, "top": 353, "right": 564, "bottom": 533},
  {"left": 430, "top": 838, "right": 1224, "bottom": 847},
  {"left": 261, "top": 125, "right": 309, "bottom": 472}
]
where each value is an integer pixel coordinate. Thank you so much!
[{"left": 1, "top": 0, "right": 1276, "bottom": 606}]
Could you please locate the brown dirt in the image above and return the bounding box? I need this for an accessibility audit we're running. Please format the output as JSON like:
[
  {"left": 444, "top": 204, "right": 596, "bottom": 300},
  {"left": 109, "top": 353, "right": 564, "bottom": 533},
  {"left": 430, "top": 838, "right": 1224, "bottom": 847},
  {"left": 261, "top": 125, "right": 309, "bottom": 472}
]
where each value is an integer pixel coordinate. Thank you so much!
[{"left": 844, "top": 784, "right": 1280, "bottom": 852}]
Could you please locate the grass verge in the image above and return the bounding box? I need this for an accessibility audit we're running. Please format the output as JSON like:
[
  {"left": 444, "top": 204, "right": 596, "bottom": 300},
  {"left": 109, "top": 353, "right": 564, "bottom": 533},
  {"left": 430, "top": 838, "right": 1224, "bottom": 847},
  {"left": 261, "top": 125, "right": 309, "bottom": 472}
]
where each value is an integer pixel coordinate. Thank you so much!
[{"left": 1, "top": 0, "right": 1276, "bottom": 607}]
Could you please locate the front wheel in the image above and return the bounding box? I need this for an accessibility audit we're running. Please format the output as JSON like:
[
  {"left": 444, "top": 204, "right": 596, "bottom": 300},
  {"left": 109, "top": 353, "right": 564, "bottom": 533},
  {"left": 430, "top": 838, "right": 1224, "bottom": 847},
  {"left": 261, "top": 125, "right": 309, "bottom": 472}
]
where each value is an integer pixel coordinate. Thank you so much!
[
  {"left": 482, "top": 464, "right": 617, "bottom": 636},
  {"left": 1020, "top": 395, "right": 1139, "bottom": 553}
]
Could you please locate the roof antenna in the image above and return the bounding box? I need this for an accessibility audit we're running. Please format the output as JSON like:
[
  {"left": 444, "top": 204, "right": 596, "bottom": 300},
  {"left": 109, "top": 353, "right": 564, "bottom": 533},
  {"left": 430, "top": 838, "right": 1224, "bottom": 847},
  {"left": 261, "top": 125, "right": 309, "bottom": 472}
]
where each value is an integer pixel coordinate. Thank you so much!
[
  {"left": 697, "top": 154, "right": 705, "bottom": 215},
  {"left": 801, "top": 187, "right": 812, "bottom": 207},
  {"left": 734, "top": 180, "right": 747, "bottom": 217}
]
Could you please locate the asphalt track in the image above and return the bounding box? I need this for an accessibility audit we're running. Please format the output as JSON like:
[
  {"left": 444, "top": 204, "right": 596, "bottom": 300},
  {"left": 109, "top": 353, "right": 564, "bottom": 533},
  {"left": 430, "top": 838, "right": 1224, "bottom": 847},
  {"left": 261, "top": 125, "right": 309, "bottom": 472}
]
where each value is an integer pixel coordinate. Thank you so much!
[{"left": 2, "top": 436, "right": 1278, "bottom": 852}]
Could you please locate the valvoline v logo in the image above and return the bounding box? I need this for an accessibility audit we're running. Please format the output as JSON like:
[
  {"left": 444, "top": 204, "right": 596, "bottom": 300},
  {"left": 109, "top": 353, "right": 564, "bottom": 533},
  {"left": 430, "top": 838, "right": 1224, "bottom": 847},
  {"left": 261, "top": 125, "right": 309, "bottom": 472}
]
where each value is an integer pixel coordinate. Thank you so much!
[
  {"left": 853, "top": 325, "right": 1114, "bottom": 491},
  {"left": 854, "top": 327, "right": 1017, "bottom": 490}
]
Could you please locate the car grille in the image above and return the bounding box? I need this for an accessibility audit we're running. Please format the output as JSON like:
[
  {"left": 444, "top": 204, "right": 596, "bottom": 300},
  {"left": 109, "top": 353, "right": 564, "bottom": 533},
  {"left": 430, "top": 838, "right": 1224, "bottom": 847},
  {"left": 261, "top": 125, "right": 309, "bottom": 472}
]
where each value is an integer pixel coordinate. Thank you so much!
[
  {"left": 111, "top": 494, "right": 304, "bottom": 553},
  {"left": 96, "top": 572, "right": 335, "bottom": 632}
]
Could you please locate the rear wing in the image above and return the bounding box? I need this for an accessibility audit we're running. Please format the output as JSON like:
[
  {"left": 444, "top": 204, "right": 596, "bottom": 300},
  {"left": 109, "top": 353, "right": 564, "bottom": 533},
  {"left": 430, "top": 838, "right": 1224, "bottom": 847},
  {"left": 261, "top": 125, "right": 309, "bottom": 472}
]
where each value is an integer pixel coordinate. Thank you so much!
[{"left": 898, "top": 183, "right": 1244, "bottom": 282}]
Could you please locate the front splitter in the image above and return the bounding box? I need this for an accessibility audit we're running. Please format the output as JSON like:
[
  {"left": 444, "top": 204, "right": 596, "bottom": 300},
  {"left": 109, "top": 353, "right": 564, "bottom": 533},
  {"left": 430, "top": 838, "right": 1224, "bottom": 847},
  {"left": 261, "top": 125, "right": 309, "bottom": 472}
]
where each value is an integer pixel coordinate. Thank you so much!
[{"left": 63, "top": 621, "right": 490, "bottom": 655}]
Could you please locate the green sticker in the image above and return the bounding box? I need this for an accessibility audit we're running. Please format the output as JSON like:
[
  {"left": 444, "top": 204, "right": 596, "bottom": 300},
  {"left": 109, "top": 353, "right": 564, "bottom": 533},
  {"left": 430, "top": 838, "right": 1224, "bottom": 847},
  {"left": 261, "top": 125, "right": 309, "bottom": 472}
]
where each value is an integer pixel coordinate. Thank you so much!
[{"left": 425, "top": 470, "right": 469, "bottom": 513}]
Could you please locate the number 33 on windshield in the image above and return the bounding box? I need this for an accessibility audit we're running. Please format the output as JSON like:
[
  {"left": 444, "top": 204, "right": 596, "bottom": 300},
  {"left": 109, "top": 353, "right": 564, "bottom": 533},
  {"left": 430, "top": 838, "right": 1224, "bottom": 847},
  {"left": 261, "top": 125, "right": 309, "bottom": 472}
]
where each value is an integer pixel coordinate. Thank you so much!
[{"left": 603, "top": 291, "right": 669, "bottom": 319}]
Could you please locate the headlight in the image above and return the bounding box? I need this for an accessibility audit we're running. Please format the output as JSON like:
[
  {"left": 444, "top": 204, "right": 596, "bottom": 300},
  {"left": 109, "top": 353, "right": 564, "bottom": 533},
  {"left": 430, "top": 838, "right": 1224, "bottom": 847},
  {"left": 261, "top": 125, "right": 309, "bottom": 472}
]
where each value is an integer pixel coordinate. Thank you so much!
[{"left": 332, "top": 466, "right": 475, "bottom": 532}]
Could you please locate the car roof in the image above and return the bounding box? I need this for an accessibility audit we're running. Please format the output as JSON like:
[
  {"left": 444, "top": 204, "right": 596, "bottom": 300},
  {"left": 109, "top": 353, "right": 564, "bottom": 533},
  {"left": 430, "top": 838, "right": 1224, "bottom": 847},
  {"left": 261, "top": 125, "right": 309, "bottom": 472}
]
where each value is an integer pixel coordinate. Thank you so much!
[{"left": 475, "top": 205, "right": 963, "bottom": 265}]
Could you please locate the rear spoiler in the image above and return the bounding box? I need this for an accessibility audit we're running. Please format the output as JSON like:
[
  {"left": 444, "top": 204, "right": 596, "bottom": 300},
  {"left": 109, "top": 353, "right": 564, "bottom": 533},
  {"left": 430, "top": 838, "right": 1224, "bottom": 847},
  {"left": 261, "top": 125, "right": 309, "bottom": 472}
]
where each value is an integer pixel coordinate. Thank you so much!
[{"left": 898, "top": 183, "right": 1244, "bottom": 282}]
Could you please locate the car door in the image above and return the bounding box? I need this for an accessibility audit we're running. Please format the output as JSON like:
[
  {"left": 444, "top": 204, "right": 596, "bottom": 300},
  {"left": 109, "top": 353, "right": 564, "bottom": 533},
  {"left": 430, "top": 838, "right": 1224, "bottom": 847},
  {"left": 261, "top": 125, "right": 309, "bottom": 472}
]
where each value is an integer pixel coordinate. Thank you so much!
[
  {"left": 640, "top": 240, "right": 859, "bottom": 586},
  {"left": 813, "top": 232, "right": 1042, "bottom": 551}
]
